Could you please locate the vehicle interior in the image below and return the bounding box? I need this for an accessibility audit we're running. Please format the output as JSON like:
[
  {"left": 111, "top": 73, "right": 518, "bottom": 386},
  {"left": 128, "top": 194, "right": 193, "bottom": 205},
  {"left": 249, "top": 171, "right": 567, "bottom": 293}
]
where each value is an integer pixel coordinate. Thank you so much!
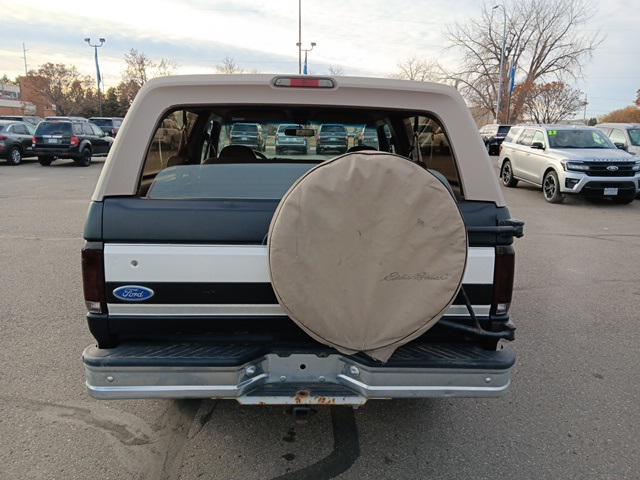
[{"left": 138, "top": 105, "right": 463, "bottom": 198}]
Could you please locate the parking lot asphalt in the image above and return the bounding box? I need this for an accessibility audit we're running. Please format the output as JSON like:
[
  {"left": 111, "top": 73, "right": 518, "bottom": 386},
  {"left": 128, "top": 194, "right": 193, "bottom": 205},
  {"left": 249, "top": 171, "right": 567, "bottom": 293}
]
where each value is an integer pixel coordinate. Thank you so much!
[{"left": 1, "top": 156, "right": 639, "bottom": 480}]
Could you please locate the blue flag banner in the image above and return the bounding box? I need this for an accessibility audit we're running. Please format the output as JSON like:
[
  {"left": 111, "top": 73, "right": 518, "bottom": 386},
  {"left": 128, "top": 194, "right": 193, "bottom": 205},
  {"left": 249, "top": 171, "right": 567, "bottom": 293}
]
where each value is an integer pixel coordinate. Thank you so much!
[{"left": 509, "top": 65, "right": 516, "bottom": 95}]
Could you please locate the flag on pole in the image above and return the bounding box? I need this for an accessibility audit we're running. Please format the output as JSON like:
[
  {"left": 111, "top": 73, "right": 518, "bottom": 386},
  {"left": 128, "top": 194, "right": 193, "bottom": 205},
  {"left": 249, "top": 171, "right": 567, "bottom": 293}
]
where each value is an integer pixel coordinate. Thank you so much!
[
  {"left": 94, "top": 48, "right": 102, "bottom": 89},
  {"left": 303, "top": 56, "right": 308, "bottom": 75},
  {"left": 509, "top": 65, "right": 516, "bottom": 95}
]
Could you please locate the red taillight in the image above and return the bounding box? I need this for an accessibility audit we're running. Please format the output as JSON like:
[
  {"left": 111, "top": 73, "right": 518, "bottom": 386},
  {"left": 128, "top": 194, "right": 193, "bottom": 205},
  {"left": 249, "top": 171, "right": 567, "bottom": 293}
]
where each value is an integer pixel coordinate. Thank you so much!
[
  {"left": 273, "top": 76, "right": 335, "bottom": 88},
  {"left": 111, "top": 128, "right": 116, "bottom": 136},
  {"left": 0, "top": 135, "right": 7, "bottom": 141},
  {"left": 491, "top": 246, "right": 514, "bottom": 316},
  {"left": 31, "top": 136, "right": 36, "bottom": 146},
  {"left": 82, "top": 245, "right": 106, "bottom": 314},
  {"left": 70, "top": 135, "right": 80, "bottom": 147}
]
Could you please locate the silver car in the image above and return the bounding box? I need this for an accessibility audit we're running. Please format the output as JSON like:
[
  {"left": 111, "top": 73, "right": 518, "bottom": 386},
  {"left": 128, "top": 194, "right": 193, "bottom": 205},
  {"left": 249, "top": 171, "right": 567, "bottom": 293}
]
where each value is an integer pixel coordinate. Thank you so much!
[
  {"left": 596, "top": 123, "right": 640, "bottom": 156},
  {"left": 499, "top": 125, "right": 640, "bottom": 204}
]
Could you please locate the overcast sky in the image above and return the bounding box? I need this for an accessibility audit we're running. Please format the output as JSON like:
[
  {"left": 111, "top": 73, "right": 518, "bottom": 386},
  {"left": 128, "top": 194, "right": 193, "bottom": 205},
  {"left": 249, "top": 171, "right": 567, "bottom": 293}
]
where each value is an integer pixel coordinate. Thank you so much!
[{"left": 0, "top": 0, "right": 637, "bottom": 117}]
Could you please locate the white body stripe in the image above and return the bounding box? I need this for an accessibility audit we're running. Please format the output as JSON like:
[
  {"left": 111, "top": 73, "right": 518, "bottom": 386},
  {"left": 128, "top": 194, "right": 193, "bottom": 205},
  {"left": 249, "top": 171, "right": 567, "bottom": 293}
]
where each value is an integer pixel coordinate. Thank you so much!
[{"left": 104, "top": 244, "right": 495, "bottom": 284}]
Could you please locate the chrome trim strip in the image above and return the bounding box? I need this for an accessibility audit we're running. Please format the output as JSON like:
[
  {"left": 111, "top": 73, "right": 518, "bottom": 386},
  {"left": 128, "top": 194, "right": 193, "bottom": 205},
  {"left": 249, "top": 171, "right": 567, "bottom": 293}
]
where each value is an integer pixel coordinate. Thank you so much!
[{"left": 106, "top": 303, "right": 490, "bottom": 317}]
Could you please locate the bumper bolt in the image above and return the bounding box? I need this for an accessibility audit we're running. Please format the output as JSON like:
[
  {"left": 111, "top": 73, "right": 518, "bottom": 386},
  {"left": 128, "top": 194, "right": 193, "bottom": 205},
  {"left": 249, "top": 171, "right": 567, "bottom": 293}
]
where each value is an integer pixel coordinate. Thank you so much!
[
  {"left": 245, "top": 365, "right": 256, "bottom": 377},
  {"left": 484, "top": 377, "right": 492, "bottom": 383},
  {"left": 348, "top": 366, "right": 360, "bottom": 376},
  {"left": 106, "top": 376, "right": 114, "bottom": 383},
  {"left": 318, "top": 376, "right": 326, "bottom": 383},
  {"left": 280, "top": 375, "right": 287, "bottom": 382}
]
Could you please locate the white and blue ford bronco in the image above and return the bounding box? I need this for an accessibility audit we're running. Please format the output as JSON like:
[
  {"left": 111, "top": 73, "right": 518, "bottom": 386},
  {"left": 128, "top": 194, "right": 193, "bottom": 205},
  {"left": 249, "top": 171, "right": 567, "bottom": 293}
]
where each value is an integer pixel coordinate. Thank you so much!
[{"left": 81, "top": 75, "right": 523, "bottom": 405}]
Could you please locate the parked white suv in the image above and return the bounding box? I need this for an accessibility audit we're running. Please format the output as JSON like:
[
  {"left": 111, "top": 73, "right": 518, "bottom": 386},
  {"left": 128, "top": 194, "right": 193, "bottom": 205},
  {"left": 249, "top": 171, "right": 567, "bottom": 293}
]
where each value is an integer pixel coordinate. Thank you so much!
[
  {"left": 499, "top": 125, "right": 640, "bottom": 204},
  {"left": 596, "top": 123, "right": 640, "bottom": 156}
]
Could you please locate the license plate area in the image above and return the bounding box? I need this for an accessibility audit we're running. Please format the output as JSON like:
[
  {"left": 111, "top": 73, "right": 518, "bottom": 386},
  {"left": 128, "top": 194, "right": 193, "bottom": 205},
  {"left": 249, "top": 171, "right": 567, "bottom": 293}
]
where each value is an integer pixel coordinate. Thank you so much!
[
  {"left": 46, "top": 138, "right": 60, "bottom": 144},
  {"left": 604, "top": 187, "right": 618, "bottom": 196}
]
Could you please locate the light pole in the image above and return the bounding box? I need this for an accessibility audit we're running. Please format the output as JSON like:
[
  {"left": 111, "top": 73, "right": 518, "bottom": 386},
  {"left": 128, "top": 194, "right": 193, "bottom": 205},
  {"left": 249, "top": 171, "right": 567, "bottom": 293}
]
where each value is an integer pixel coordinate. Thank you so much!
[
  {"left": 84, "top": 37, "right": 105, "bottom": 116},
  {"left": 492, "top": 4, "right": 507, "bottom": 124},
  {"left": 297, "top": 0, "right": 302, "bottom": 74}
]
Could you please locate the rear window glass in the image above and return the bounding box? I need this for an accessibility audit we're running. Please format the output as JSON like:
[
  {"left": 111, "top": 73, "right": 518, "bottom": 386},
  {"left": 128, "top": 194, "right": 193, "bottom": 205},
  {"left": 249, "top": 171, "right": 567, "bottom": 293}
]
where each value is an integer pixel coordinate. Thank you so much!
[
  {"left": 497, "top": 126, "right": 511, "bottom": 135},
  {"left": 91, "top": 119, "right": 112, "bottom": 127},
  {"left": 321, "top": 125, "right": 347, "bottom": 133},
  {"left": 138, "top": 106, "right": 463, "bottom": 199},
  {"left": 0, "top": 125, "right": 5, "bottom": 132},
  {"left": 36, "top": 122, "right": 71, "bottom": 135},
  {"left": 231, "top": 124, "right": 258, "bottom": 133}
]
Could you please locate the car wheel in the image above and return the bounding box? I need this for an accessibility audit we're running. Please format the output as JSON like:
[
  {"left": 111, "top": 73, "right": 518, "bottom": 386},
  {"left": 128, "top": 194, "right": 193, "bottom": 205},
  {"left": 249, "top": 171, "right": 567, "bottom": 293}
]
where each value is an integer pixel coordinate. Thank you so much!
[
  {"left": 500, "top": 160, "right": 518, "bottom": 187},
  {"left": 8, "top": 146, "right": 22, "bottom": 165},
  {"left": 76, "top": 148, "right": 92, "bottom": 167},
  {"left": 542, "top": 170, "right": 563, "bottom": 203},
  {"left": 315, "top": 147, "right": 322, "bottom": 155},
  {"left": 612, "top": 195, "right": 635, "bottom": 205},
  {"left": 38, "top": 156, "right": 53, "bottom": 166}
]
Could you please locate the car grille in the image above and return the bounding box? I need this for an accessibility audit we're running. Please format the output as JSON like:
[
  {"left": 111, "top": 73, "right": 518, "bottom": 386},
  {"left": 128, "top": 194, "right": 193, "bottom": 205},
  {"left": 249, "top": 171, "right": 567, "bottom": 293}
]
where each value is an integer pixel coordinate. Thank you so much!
[
  {"left": 584, "top": 162, "right": 636, "bottom": 177},
  {"left": 582, "top": 181, "right": 636, "bottom": 195}
]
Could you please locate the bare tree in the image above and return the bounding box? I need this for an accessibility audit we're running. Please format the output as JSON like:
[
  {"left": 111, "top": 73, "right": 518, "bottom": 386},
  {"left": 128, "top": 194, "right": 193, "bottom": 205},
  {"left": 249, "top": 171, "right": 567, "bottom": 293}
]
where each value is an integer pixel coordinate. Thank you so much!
[
  {"left": 635, "top": 89, "right": 640, "bottom": 108},
  {"left": 27, "top": 63, "right": 93, "bottom": 115},
  {"left": 216, "top": 57, "right": 244, "bottom": 74},
  {"left": 522, "top": 81, "right": 585, "bottom": 123},
  {"left": 393, "top": 57, "right": 439, "bottom": 82},
  {"left": 123, "top": 49, "right": 154, "bottom": 87},
  {"left": 447, "top": 0, "right": 602, "bottom": 122},
  {"left": 328, "top": 64, "right": 345, "bottom": 76},
  {"left": 155, "top": 58, "right": 177, "bottom": 77}
]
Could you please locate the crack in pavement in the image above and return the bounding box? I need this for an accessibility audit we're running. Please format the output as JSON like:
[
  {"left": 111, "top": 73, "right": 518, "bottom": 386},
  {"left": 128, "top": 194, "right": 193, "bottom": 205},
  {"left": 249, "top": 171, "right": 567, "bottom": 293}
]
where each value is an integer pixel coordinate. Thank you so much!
[{"left": 270, "top": 406, "right": 361, "bottom": 480}]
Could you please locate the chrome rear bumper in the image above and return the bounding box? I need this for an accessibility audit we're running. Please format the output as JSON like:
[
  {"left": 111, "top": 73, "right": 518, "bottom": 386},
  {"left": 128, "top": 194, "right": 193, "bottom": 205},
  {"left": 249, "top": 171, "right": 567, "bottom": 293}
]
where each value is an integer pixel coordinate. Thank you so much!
[{"left": 83, "top": 344, "right": 514, "bottom": 404}]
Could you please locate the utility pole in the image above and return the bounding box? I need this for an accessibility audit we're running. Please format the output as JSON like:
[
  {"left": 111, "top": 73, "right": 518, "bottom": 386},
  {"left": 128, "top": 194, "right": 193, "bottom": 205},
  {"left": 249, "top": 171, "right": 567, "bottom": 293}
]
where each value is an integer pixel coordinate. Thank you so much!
[
  {"left": 22, "top": 43, "right": 28, "bottom": 75},
  {"left": 297, "top": 0, "right": 302, "bottom": 75},
  {"left": 84, "top": 37, "right": 105, "bottom": 116},
  {"left": 493, "top": 4, "right": 507, "bottom": 124}
]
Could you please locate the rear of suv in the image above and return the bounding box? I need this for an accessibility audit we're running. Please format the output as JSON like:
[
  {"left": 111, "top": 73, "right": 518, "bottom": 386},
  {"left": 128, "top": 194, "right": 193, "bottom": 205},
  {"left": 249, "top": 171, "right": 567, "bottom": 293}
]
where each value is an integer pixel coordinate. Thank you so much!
[
  {"left": 316, "top": 123, "right": 348, "bottom": 154},
  {"left": 33, "top": 120, "right": 113, "bottom": 166},
  {"left": 229, "top": 122, "right": 266, "bottom": 151},
  {"left": 89, "top": 117, "right": 124, "bottom": 137},
  {"left": 479, "top": 124, "right": 511, "bottom": 155},
  {"left": 81, "top": 75, "right": 523, "bottom": 405},
  {"left": 499, "top": 125, "right": 639, "bottom": 203}
]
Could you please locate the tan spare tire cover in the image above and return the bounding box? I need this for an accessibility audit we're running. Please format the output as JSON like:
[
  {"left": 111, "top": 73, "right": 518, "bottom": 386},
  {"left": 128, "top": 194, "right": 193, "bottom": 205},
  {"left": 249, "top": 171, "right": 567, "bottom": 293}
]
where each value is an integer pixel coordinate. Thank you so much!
[{"left": 268, "top": 151, "right": 468, "bottom": 362}]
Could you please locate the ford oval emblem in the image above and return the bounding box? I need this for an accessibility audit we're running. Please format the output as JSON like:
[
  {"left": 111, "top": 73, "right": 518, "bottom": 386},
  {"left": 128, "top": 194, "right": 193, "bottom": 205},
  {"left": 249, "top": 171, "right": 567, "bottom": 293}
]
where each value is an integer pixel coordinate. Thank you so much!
[
  {"left": 113, "top": 285, "right": 155, "bottom": 302},
  {"left": 606, "top": 165, "right": 619, "bottom": 171}
]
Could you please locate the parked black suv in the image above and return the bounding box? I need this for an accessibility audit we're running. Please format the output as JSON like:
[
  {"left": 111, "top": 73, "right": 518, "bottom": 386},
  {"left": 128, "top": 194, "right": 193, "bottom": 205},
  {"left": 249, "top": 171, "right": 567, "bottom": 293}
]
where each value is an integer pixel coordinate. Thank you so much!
[
  {"left": 89, "top": 117, "right": 124, "bottom": 137},
  {"left": 229, "top": 123, "right": 266, "bottom": 151},
  {"left": 0, "top": 120, "right": 34, "bottom": 165},
  {"left": 33, "top": 120, "right": 113, "bottom": 166},
  {"left": 479, "top": 124, "right": 511, "bottom": 155},
  {"left": 316, "top": 123, "right": 348, "bottom": 154}
]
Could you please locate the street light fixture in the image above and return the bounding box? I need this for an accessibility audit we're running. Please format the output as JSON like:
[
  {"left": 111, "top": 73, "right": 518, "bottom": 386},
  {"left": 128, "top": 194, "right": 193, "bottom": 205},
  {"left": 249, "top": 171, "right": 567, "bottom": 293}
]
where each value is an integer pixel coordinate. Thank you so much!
[
  {"left": 84, "top": 37, "right": 106, "bottom": 116},
  {"left": 297, "top": 42, "right": 316, "bottom": 75},
  {"left": 492, "top": 4, "right": 507, "bottom": 124}
]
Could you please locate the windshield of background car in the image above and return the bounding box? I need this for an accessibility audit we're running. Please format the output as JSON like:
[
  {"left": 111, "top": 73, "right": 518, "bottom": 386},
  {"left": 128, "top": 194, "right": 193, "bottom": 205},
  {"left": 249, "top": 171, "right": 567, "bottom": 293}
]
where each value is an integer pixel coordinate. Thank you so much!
[
  {"left": 35, "top": 122, "right": 72, "bottom": 135},
  {"left": 497, "top": 126, "right": 511, "bottom": 135},
  {"left": 0, "top": 125, "right": 5, "bottom": 132},
  {"left": 547, "top": 129, "right": 616, "bottom": 149},
  {"left": 138, "top": 107, "right": 462, "bottom": 199},
  {"left": 628, "top": 129, "right": 640, "bottom": 146}
]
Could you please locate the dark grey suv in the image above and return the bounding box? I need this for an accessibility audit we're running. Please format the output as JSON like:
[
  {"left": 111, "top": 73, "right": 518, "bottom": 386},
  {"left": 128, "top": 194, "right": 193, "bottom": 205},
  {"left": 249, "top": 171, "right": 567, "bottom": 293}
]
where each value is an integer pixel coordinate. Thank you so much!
[
  {"left": 0, "top": 120, "right": 34, "bottom": 165},
  {"left": 33, "top": 120, "right": 113, "bottom": 167}
]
